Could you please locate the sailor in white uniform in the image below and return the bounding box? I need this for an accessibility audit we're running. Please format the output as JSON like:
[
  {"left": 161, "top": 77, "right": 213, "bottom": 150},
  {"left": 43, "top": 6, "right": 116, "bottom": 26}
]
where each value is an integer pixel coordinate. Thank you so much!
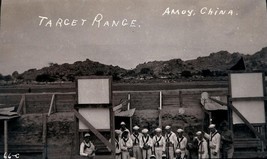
[
  {"left": 203, "top": 124, "right": 221, "bottom": 158},
  {"left": 140, "top": 128, "right": 153, "bottom": 159},
  {"left": 196, "top": 131, "right": 208, "bottom": 159},
  {"left": 175, "top": 129, "right": 187, "bottom": 159},
  {"left": 80, "top": 133, "right": 96, "bottom": 159},
  {"left": 131, "top": 125, "right": 142, "bottom": 159},
  {"left": 108, "top": 130, "right": 122, "bottom": 159},
  {"left": 120, "top": 131, "right": 133, "bottom": 159},
  {"left": 164, "top": 125, "right": 177, "bottom": 159},
  {"left": 152, "top": 128, "right": 166, "bottom": 159}
]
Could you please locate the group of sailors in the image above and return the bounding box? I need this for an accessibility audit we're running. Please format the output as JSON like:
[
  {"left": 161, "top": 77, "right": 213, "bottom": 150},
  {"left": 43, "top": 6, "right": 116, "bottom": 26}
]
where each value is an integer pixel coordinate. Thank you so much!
[{"left": 80, "top": 121, "right": 234, "bottom": 159}]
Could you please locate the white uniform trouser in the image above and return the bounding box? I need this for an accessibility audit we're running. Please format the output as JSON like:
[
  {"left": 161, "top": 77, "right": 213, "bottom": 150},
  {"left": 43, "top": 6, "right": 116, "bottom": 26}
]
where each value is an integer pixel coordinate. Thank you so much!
[
  {"left": 142, "top": 148, "right": 152, "bottom": 159},
  {"left": 166, "top": 146, "right": 174, "bottom": 159},
  {"left": 122, "top": 151, "right": 130, "bottom": 159},
  {"left": 198, "top": 153, "right": 208, "bottom": 159},
  {"left": 132, "top": 145, "right": 142, "bottom": 159},
  {"left": 155, "top": 147, "right": 163, "bottom": 159},
  {"left": 181, "top": 149, "right": 186, "bottom": 159}
]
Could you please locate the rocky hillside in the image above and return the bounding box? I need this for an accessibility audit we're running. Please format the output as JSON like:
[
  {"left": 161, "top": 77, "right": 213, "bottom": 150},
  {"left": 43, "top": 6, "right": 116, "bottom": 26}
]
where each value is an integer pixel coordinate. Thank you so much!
[
  {"left": 19, "top": 59, "right": 127, "bottom": 82},
  {"left": 133, "top": 47, "right": 267, "bottom": 79},
  {"left": 2, "top": 47, "right": 266, "bottom": 83}
]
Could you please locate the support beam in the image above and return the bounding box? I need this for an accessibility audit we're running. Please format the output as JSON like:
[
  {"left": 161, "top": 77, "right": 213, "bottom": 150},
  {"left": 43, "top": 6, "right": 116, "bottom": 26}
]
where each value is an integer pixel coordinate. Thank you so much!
[
  {"left": 210, "top": 97, "right": 267, "bottom": 144},
  {"left": 4, "top": 120, "right": 8, "bottom": 154},
  {"left": 73, "top": 109, "right": 115, "bottom": 152},
  {"left": 17, "top": 95, "right": 25, "bottom": 114},
  {"left": 48, "top": 94, "right": 55, "bottom": 116}
]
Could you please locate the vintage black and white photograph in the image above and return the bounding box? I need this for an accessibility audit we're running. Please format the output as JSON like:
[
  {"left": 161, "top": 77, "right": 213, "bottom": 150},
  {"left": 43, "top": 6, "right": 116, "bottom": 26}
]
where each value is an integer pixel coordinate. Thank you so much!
[{"left": 0, "top": 0, "right": 267, "bottom": 159}]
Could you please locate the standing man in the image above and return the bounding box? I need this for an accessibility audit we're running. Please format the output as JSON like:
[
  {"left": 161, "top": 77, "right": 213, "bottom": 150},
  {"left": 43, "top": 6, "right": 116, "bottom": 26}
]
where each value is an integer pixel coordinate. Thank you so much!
[
  {"left": 108, "top": 130, "right": 122, "bottom": 159},
  {"left": 203, "top": 124, "right": 221, "bottom": 159},
  {"left": 196, "top": 131, "right": 208, "bottom": 159},
  {"left": 175, "top": 129, "right": 187, "bottom": 159},
  {"left": 140, "top": 128, "right": 153, "bottom": 159},
  {"left": 152, "top": 128, "right": 166, "bottom": 159},
  {"left": 120, "top": 131, "right": 133, "bottom": 159},
  {"left": 186, "top": 132, "right": 198, "bottom": 159},
  {"left": 80, "top": 133, "right": 96, "bottom": 159},
  {"left": 131, "top": 125, "right": 142, "bottom": 159},
  {"left": 220, "top": 122, "right": 234, "bottom": 159},
  {"left": 120, "top": 122, "right": 130, "bottom": 133},
  {"left": 164, "top": 125, "right": 177, "bottom": 159}
]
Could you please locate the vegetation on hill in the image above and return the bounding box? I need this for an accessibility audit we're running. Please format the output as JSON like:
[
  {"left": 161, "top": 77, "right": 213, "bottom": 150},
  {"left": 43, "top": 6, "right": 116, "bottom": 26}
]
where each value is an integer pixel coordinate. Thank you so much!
[{"left": 1, "top": 47, "right": 266, "bottom": 84}]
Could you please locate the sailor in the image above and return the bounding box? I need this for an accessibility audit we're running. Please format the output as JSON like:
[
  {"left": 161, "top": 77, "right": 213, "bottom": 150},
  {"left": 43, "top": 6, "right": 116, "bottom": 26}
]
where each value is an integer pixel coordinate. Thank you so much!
[
  {"left": 186, "top": 132, "right": 198, "bottom": 159},
  {"left": 152, "top": 128, "right": 166, "bottom": 159},
  {"left": 131, "top": 125, "right": 142, "bottom": 159},
  {"left": 80, "top": 133, "right": 96, "bottom": 159},
  {"left": 120, "top": 122, "right": 130, "bottom": 133},
  {"left": 120, "top": 131, "right": 133, "bottom": 159},
  {"left": 196, "top": 131, "right": 208, "bottom": 159},
  {"left": 164, "top": 125, "right": 177, "bottom": 159},
  {"left": 120, "top": 122, "right": 130, "bottom": 138},
  {"left": 175, "top": 129, "right": 187, "bottom": 159},
  {"left": 203, "top": 124, "right": 221, "bottom": 158},
  {"left": 108, "top": 130, "right": 122, "bottom": 159},
  {"left": 174, "top": 149, "right": 182, "bottom": 159},
  {"left": 140, "top": 128, "right": 153, "bottom": 159}
]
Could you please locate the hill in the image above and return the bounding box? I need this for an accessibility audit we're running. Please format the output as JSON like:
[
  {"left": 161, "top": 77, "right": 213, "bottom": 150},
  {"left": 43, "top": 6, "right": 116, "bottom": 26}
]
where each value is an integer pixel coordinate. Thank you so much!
[
  {"left": 132, "top": 47, "right": 267, "bottom": 80},
  {"left": 1, "top": 47, "right": 266, "bottom": 83},
  {"left": 18, "top": 59, "right": 127, "bottom": 82}
]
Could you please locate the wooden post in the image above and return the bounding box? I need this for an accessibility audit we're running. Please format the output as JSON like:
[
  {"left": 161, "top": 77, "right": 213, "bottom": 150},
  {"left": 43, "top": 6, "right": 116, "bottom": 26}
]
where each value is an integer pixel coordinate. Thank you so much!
[
  {"left": 159, "top": 91, "right": 162, "bottom": 128},
  {"left": 48, "top": 94, "right": 55, "bottom": 116},
  {"left": 23, "top": 95, "right": 26, "bottom": 114},
  {"left": 17, "top": 95, "right": 25, "bottom": 115},
  {"left": 127, "top": 93, "right": 131, "bottom": 110},
  {"left": 110, "top": 106, "right": 115, "bottom": 158},
  {"left": 227, "top": 95, "right": 233, "bottom": 130},
  {"left": 42, "top": 114, "right": 47, "bottom": 159},
  {"left": 4, "top": 120, "right": 8, "bottom": 154}
]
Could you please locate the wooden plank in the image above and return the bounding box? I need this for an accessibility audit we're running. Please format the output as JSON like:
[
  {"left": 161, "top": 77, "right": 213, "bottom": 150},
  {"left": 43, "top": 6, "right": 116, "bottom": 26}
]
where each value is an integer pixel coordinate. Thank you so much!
[
  {"left": 16, "top": 95, "right": 25, "bottom": 114},
  {"left": 4, "top": 120, "right": 8, "bottom": 154},
  {"left": 48, "top": 94, "right": 55, "bottom": 116},
  {"left": 73, "top": 109, "right": 115, "bottom": 152},
  {"left": 210, "top": 97, "right": 267, "bottom": 144},
  {"left": 42, "top": 114, "right": 47, "bottom": 159},
  {"left": 109, "top": 107, "right": 115, "bottom": 158}
]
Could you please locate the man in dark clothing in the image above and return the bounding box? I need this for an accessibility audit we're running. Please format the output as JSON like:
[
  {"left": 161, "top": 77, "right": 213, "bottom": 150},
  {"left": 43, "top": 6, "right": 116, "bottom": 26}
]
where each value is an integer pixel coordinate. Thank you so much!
[{"left": 220, "top": 122, "right": 234, "bottom": 159}]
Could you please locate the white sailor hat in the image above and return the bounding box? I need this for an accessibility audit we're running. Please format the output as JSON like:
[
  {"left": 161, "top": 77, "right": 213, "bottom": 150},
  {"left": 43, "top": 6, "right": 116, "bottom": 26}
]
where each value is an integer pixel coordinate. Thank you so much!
[
  {"left": 209, "top": 124, "right": 216, "bottom": 129},
  {"left": 175, "top": 149, "right": 182, "bottom": 153},
  {"left": 133, "top": 125, "right": 140, "bottom": 130},
  {"left": 196, "top": 131, "right": 202, "bottom": 135},
  {"left": 115, "top": 129, "right": 122, "bottom": 134},
  {"left": 120, "top": 121, "right": 126, "bottom": 125},
  {"left": 165, "top": 125, "right": 171, "bottom": 130},
  {"left": 155, "top": 128, "right": 162, "bottom": 132},
  {"left": 177, "top": 129, "right": 184, "bottom": 133},
  {"left": 150, "top": 154, "right": 156, "bottom": 159},
  {"left": 142, "top": 128, "right": 149, "bottom": 134},
  {"left": 162, "top": 154, "right": 166, "bottom": 158},
  {"left": 84, "top": 133, "right": 90, "bottom": 137}
]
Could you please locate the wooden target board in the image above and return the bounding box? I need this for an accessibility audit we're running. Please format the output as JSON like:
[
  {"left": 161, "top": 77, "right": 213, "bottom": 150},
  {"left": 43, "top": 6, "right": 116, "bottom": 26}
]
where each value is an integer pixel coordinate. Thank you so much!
[
  {"left": 230, "top": 72, "right": 265, "bottom": 124},
  {"left": 76, "top": 76, "right": 112, "bottom": 130}
]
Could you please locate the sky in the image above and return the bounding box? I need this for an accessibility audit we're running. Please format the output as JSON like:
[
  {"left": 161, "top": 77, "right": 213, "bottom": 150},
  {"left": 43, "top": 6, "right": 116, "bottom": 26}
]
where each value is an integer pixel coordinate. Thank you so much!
[{"left": 0, "top": 0, "right": 267, "bottom": 75}]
